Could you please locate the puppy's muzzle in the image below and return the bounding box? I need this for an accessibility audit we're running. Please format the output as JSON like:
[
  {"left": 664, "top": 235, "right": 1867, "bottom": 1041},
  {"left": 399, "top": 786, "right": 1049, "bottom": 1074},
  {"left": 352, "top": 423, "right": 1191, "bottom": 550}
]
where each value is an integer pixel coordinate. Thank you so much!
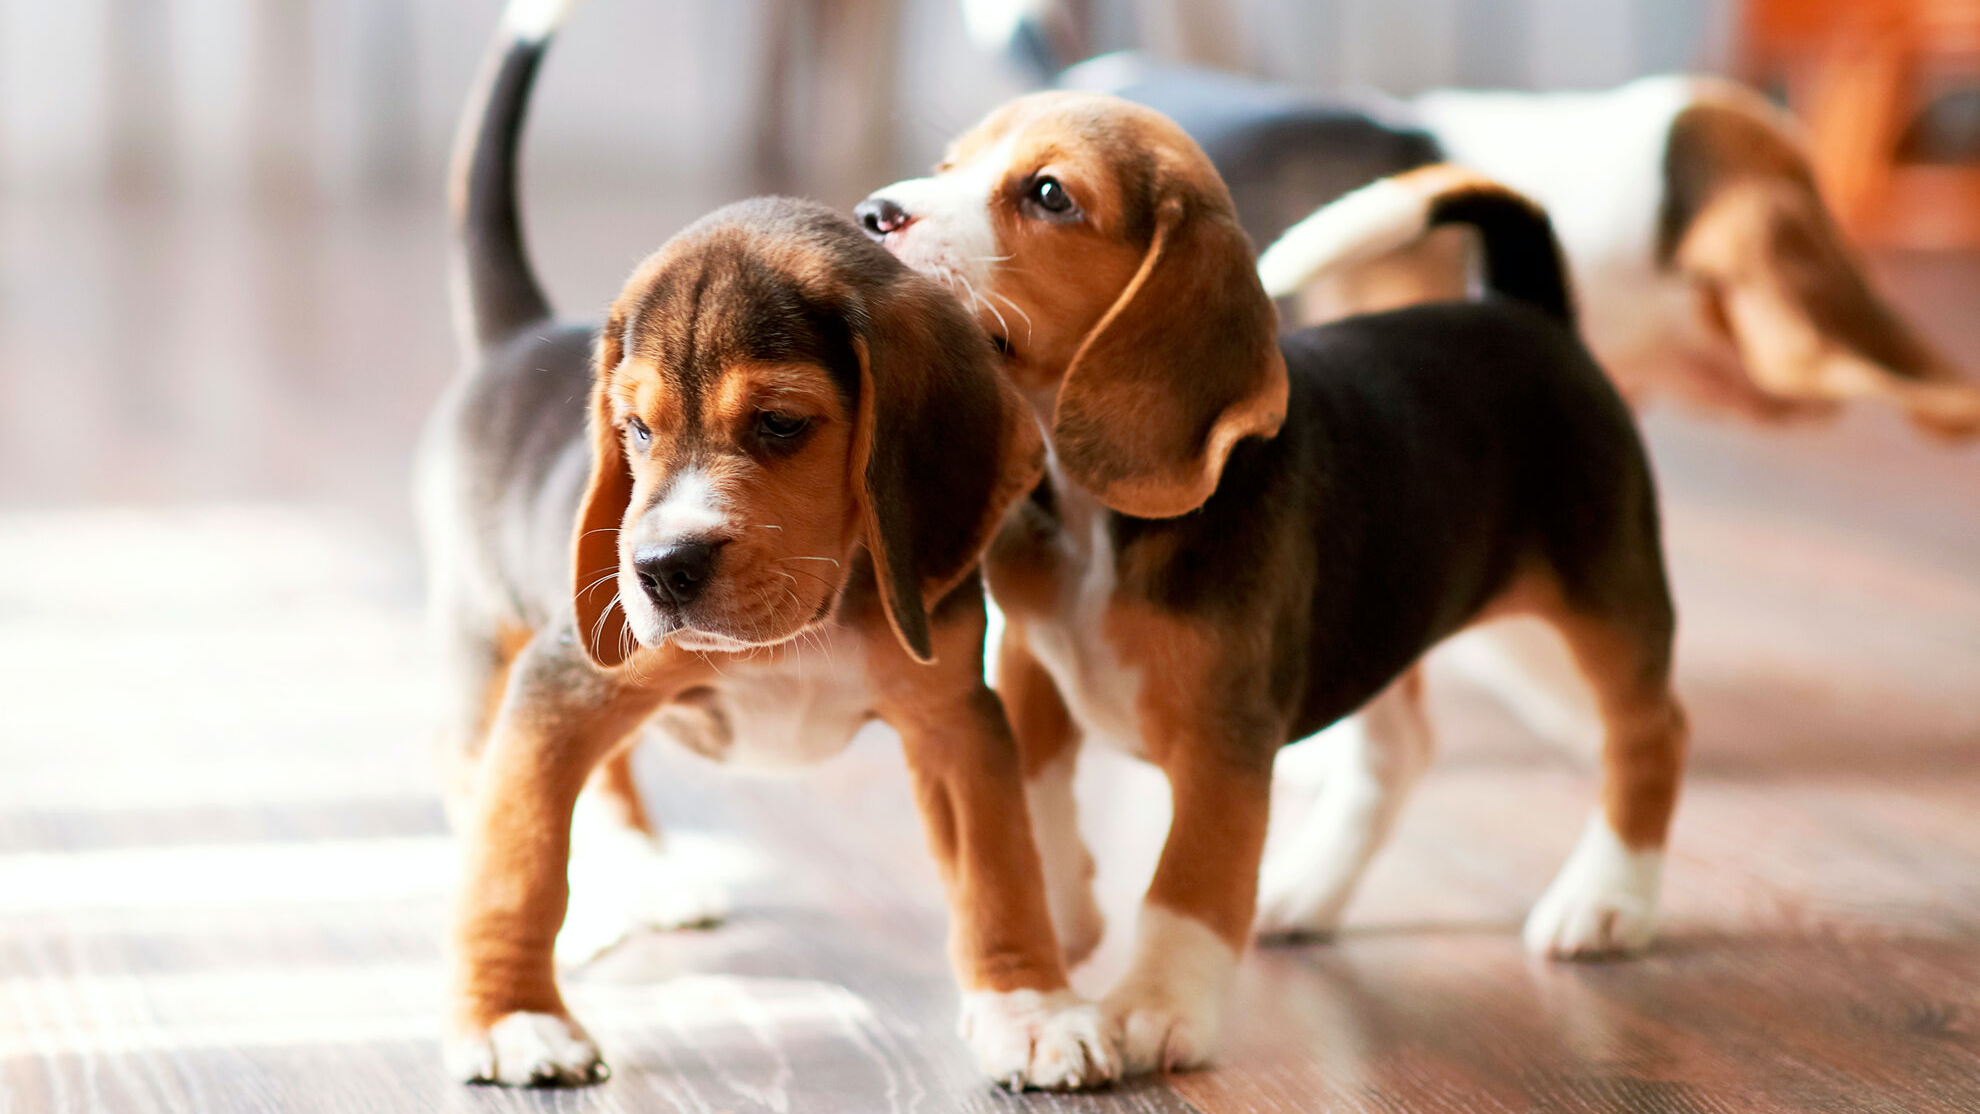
[
  {"left": 854, "top": 196, "right": 912, "bottom": 240},
  {"left": 635, "top": 540, "right": 724, "bottom": 609}
]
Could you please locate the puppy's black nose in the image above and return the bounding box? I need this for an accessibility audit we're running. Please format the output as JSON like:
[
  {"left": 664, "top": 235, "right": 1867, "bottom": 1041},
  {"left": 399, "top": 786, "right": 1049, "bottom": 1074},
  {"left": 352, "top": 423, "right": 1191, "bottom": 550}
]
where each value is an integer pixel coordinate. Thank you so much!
[
  {"left": 855, "top": 197, "right": 911, "bottom": 239},
  {"left": 636, "top": 541, "right": 722, "bottom": 608}
]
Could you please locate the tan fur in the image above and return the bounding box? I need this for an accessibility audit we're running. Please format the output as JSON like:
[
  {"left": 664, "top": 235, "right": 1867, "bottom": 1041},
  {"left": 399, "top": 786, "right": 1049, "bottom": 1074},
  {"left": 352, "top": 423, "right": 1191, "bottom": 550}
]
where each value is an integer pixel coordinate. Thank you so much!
[
  {"left": 588, "top": 749, "right": 656, "bottom": 837},
  {"left": 934, "top": 92, "right": 1287, "bottom": 518},
  {"left": 1106, "top": 603, "right": 1276, "bottom": 950},
  {"left": 999, "top": 625, "right": 1081, "bottom": 782},
  {"left": 1469, "top": 566, "right": 1688, "bottom": 851},
  {"left": 868, "top": 600, "right": 1070, "bottom": 992},
  {"left": 1294, "top": 224, "right": 1471, "bottom": 322}
]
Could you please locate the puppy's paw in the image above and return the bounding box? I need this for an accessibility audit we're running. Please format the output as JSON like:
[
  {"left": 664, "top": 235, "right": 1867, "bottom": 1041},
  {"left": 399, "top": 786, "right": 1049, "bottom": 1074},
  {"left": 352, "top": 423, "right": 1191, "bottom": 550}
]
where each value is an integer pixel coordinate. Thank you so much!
[
  {"left": 1101, "top": 906, "right": 1237, "bottom": 1075},
  {"left": 1100, "top": 980, "right": 1223, "bottom": 1076},
  {"left": 445, "top": 1011, "right": 608, "bottom": 1087},
  {"left": 1524, "top": 817, "right": 1662, "bottom": 960},
  {"left": 959, "top": 989, "right": 1117, "bottom": 1091},
  {"left": 558, "top": 831, "right": 729, "bottom": 966},
  {"left": 1251, "top": 869, "right": 1347, "bottom": 943}
]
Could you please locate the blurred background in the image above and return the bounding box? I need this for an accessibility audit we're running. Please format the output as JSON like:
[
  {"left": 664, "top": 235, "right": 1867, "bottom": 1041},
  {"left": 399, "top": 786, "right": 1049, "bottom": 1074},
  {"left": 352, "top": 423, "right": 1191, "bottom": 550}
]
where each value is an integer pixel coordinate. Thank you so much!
[
  {"left": 2, "top": 2, "right": 1976, "bottom": 1111},
  {"left": 0, "top": 0, "right": 1748, "bottom": 518},
  {"left": 6, "top": 0, "right": 1978, "bottom": 516}
]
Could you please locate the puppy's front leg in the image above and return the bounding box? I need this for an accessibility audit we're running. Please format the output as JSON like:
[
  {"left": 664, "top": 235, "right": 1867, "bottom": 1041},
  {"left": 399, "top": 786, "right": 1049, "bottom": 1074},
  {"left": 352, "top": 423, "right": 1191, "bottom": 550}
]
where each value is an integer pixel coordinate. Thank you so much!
[
  {"left": 445, "top": 631, "right": 672, "bottom": 1087},
  {"left": 883, "top": 681, "right": 1116, "bottom": 1091},
  {"left": 1106, "top": 736, "right": 1274, "bottom": 1076}
]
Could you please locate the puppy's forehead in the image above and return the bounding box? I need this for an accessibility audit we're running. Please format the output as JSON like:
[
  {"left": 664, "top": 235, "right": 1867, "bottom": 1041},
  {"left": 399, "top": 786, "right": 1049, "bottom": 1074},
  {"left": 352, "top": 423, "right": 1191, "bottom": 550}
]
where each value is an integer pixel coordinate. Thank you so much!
[
  {"left": 948, "top": 92, "right": 1225, "bottom": 241},
  {"left": 619, "top": 226, "right": 861, "bottom": 404},
  {"left": 951, "top": 92, "right": 1197, "bottom": 167}
]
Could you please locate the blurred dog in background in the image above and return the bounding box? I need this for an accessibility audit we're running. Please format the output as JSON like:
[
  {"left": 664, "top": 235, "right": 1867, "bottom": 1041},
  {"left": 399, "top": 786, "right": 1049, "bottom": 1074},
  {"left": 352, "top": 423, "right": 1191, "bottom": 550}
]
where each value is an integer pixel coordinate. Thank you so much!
[{"left": 966, "top": 0, "right": 1980, "bottom": 437}]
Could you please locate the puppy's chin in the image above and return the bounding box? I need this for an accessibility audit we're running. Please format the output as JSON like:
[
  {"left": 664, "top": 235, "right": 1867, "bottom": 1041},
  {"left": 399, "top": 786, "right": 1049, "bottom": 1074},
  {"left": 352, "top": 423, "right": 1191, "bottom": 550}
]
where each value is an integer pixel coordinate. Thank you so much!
[
  {"left": 620, "top": 577, "right": 844, "bottom": 656},
  {"left": 666, "top": 629, "right": 753, "bottom": 652}
]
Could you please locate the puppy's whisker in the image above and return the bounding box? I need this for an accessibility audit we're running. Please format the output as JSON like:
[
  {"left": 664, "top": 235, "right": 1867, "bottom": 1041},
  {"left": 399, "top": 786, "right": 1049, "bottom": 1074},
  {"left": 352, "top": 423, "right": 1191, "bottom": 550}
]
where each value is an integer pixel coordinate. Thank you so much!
[
  {"left": 750, "top": 523, "right": 783, "bottom": 531},
  {"left": 779, "top": 556, "right": 841, "bottom": 566},
  {"left": 591, "top": 588, "right": 622, "bottom": 661},
  {"left": 985, "top": 290, "right": 1033, "bottom": 343}
]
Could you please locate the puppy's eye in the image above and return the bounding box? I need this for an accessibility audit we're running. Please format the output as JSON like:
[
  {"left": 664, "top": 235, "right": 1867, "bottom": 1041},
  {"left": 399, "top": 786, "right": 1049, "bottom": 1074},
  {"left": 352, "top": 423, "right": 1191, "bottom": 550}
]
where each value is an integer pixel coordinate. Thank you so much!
[
  {"left": 756, "top": 410, "right": 809, "bottom": 440},
  {"left": 1024, "top": 175, "right": 1078, "bottom": 219},
  {"left": 626, "top": 416, "right": 651, "bottom": 446}
]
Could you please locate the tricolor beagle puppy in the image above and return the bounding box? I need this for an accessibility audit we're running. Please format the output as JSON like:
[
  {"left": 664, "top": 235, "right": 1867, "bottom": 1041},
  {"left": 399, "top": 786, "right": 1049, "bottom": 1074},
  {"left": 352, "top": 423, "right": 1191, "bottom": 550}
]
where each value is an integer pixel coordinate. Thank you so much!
[
  {"left": 1056, "top": 55, "right": 1980, "bottom": 438},
  {"left": 416, "top": 1, "right": 1113, "bottom": 1090},
  {"left": 858, "top": 95, "right": 1689, "bottom": 1074}
]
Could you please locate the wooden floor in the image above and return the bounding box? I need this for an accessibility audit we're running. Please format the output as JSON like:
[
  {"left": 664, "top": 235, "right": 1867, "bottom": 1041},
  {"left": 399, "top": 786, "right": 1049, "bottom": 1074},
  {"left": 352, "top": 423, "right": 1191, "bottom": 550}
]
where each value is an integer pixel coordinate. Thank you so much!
[{"left": 2, "top": 197, "right": 1978, "bottom": 1112}]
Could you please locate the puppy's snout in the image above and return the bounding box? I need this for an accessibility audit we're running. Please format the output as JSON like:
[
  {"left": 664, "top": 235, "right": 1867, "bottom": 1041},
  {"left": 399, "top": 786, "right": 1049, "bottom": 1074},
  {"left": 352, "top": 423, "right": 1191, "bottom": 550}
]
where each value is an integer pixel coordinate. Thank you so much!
[
  {"left": 855, "top": 196, "right": 912, "bottom": 239},
  {"left": 635, "top": 540, "right": 724, "bottom": 608}
]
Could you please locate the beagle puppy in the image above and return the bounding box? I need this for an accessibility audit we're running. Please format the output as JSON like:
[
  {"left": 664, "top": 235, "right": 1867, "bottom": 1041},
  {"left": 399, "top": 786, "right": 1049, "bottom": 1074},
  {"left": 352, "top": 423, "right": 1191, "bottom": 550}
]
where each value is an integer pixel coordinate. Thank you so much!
[
  {"left": 1050, "top": 53, "right": 1980, "bottom": 438},
  {"left": 858, "top": 96, "right": 1688, "bottom": 1074},
  {"left": 417, "top": 2, "right": 1113, "bottom": 1090}
]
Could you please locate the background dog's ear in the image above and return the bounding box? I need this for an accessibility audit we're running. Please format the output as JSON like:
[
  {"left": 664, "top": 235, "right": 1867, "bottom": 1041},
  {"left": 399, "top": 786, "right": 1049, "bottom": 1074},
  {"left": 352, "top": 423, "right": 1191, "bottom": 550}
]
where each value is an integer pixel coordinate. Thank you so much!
[
  {"left": 851, "top": 278, "right": 1044, "bottom": 662},
  {"left": 571, "top": 310, "right": 636, "bottom": 669},
  {"left": 1052, "top": 194, "right": 1288, "bottom": 518}
]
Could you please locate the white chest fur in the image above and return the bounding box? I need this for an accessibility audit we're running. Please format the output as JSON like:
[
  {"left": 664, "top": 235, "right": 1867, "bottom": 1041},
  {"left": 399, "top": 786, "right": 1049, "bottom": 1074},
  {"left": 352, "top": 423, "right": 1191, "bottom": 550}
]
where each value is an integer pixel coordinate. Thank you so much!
[
  {"left": 1018, "top": 474, "right": 1149, "bottom": 760},
  {"left": 645, "top": 623, "right": 877, "bottom": 771}
]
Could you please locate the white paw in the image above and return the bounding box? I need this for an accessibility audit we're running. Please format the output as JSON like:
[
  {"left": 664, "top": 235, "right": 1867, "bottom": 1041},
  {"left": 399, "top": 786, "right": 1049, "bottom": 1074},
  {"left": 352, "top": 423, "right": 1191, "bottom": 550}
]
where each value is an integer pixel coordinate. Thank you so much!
[
  {"left": 959, "top": 989, "right": 1117, "bottom": 1091},
  {"left": 445, "top": 1011, "right": 607, "bottom": 1086},
  {"left": 1252, "top": 861, "right": 1349, "bottom": 941},
  {"left": 1523, "top": 815, "right": 1662, "bottom": 959},
  {"left": 1101, "top": 980, "right": 1223, "bottom": 1075},
  {"left": 1102, "top": 907, "right": 1236, "bottom": 1075},
  {"left": 558, "top": 826, "right": 729, "bottom": 966}
]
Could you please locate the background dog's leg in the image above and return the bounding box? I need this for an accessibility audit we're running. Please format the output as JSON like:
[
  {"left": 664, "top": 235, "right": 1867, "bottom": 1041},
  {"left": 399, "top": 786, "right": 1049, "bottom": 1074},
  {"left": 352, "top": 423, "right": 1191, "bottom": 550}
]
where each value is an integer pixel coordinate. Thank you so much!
[
  {"left": 1523, "top": 607, "right": 1688, "bottom": 960},
  {"left": 1255, "top": 667, "right": 1434, "bottom": 940},
  {"left": 999, "top": 631, "right": 1105, "bottom": 969},
  {"left": 1681, "top": 180, "right": 1980, "bottom": 437},
  {"left": 555, "top": 747, "right": 729, "bottom": 966},
  {"left": 888, "top": 682, "right": 1114, "bottom": 1092},
  {"left": 445, "top": 630, "right": 674, "bottom": 1087}
]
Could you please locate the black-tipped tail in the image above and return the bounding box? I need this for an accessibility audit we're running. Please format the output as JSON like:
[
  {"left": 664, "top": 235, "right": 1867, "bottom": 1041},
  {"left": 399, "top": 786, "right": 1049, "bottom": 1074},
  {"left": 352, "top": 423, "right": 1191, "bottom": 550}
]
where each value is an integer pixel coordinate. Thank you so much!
[
  {"left": 1425, "top": 187, "right": 1574, "bottom": 325},
  {"left": 1258, "top": 165, "right": 1576, "bottom": 327},
  {"left": 448, "top": 18, "right": 558, "bottom": 352}
]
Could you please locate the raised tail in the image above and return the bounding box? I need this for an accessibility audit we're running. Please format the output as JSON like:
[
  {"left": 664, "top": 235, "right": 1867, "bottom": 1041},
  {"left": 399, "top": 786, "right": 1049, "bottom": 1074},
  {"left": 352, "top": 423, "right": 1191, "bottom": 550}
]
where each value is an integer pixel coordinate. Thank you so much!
[
  {"left": 1257, "top": 164, "right": 1575, "bottom": 326},
  {"left": 448, "top": 0, "right": 578, "bottom": 352}
]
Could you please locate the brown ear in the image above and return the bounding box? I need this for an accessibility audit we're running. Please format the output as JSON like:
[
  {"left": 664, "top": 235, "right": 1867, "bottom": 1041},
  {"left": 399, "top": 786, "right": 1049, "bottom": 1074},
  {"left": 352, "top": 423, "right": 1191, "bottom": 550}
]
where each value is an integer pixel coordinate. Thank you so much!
[
  {"left": 851, "top": 278, "right": 1045, "bottom": 662},
  {"left": 1052, "top": 194, "right": 1288, "bottom": 518},
  {"left": 571, "top": 310, "right": 637, "bottom": 669}
]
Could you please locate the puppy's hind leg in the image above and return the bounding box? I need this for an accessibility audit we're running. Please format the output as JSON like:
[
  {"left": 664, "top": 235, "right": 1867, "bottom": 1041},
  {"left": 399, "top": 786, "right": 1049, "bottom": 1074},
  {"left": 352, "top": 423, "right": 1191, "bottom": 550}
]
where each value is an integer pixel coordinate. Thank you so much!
[
  {"left": 555, "top": 747, "right": 729, "bottom": 967},
  {"left": 434, "top": 621, "right": 531, "bottom": 831},
  {"left": 1255, "top": 667, "right": 1434, "bottom": 940},
  {"left": 1522, "top": 585, "right": 1687, "bottom": 960},
  {"left": 1001, "top": 632, "right": 1106, "bottom": 969}
]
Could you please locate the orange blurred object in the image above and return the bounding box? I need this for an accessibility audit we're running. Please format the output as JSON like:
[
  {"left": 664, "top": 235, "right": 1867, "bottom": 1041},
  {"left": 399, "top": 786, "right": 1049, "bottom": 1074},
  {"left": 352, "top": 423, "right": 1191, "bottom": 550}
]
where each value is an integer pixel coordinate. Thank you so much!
[{"left": 1744, "top": 0, "right": 1980, "bottom": 248}]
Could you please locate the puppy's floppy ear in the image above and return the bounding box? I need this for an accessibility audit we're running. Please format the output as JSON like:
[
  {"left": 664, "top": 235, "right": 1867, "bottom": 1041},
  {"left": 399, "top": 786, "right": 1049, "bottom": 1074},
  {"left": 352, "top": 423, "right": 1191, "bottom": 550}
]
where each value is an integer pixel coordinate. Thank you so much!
[
  {"left": 1053, "top": 192, "right": 1288, "bottom": 518},
  {"left": 571, "top": 308, "right": 637, "bottom": 669},
  {"left": 851, "top": 276, "right": 1044, "bottom": 662}
]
